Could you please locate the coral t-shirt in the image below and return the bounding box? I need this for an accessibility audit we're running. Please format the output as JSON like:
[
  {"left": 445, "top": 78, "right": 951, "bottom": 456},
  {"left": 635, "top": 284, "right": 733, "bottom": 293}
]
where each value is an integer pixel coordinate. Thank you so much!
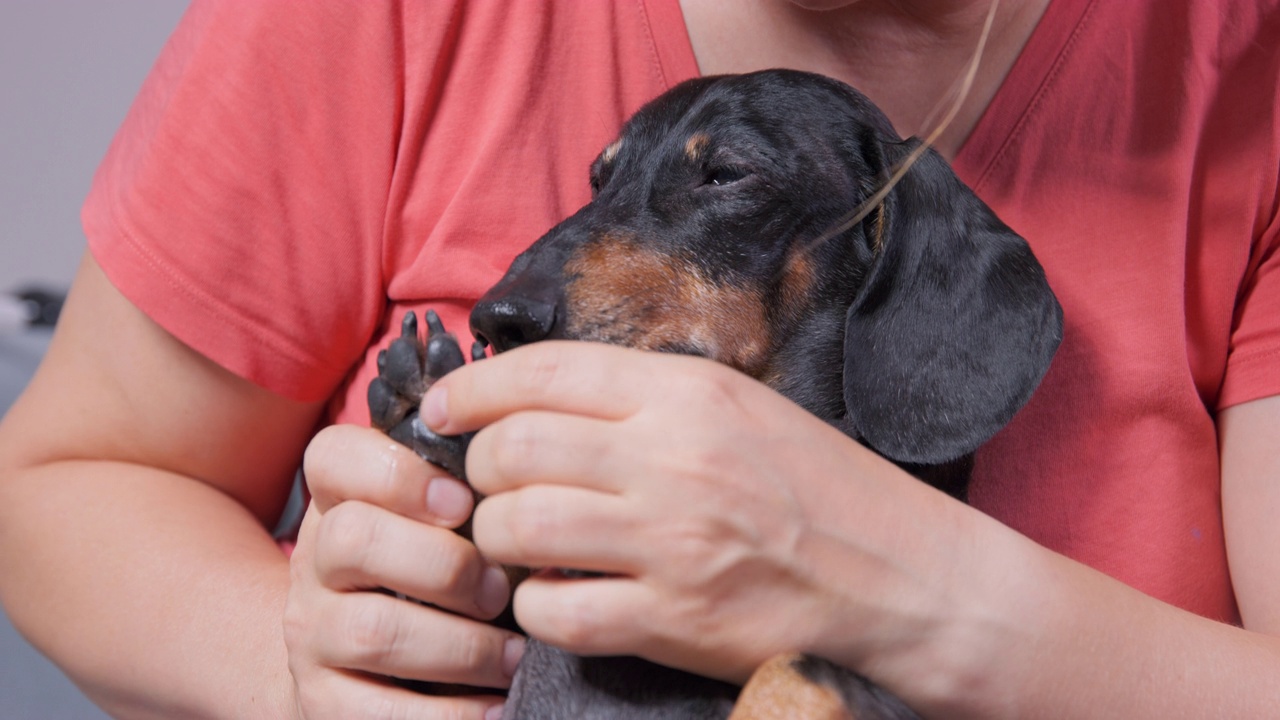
[{"left": 84, "top": 0, "right": 1280, "bottom": 625}]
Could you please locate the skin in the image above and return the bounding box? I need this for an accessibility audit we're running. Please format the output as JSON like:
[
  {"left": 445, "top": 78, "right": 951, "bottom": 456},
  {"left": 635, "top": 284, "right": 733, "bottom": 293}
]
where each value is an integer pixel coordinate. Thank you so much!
[
  {"left": 679, "top": 0, "right": 1056, "bottom": 158},
  {"left": 0, "top": 1, "right": 1276, "bottom": 718}
]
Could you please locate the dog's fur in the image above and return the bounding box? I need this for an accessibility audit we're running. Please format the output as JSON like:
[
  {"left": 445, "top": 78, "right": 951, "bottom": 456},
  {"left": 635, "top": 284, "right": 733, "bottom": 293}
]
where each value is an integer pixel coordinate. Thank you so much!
[{"left": 370, "top": 69, "right": 1062, "bottom": 719}]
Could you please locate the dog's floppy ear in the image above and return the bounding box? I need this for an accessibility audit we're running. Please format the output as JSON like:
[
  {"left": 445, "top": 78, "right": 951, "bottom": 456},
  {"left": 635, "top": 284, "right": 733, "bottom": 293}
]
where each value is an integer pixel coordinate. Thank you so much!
[{"left": 842, "top": 138, "right": 1062, "bottom": 465}]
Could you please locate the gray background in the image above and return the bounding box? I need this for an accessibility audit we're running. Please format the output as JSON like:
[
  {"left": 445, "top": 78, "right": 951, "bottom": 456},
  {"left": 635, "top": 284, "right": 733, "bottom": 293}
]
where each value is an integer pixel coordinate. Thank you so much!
[
  {"left": 1, "top": 1, "right": 187, "bottom": 291},
  {"left": 1, "top": 3, "right": 188, "bottom": 718}
]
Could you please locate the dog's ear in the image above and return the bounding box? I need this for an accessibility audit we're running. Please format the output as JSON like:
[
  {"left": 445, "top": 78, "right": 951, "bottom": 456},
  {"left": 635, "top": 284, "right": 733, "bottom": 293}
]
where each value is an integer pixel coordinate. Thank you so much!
[{"left": 841, "top": 138, "right": 1062, "bottom": 465}]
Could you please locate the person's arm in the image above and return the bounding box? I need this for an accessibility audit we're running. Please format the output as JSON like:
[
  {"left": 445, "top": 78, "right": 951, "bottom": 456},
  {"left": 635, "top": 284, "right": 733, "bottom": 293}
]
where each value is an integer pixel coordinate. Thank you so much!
[
  {"left": 0, "top": 255, "right": 520, "bottom": 720},
  {"left": 424, "top": 340, "right": 1280, "bottom": 719},
  {"left": 1222, "top": 394, "right": 1280, "bottom": 634},
  {"left": 0, "top": 254, "right": 322, "bottom": 718},
  {"left": 909, "top": 392, "right": 1280, "bottom": 719}
]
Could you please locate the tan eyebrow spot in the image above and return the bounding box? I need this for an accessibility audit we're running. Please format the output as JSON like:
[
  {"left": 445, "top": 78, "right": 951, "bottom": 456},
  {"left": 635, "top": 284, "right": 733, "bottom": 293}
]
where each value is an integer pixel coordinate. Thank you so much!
[
  {"left": 602, "top": 139, "right": 624, "bottom": 164},
  {"left": 685, "top": 133, "right": 711, "bottom": 162}
]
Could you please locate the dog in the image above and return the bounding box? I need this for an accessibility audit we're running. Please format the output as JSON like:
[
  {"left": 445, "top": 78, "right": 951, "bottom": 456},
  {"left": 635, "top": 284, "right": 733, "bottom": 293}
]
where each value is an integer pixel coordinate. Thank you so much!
[{"left": 368, "top": 69, "right": 1063, "bottom": 719}]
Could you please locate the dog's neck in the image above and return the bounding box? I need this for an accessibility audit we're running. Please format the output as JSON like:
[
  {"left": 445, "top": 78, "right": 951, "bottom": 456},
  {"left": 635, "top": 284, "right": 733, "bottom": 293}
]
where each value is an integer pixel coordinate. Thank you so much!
[{"left": 679, "top": 0, "right": 1050, "bottom": 158}]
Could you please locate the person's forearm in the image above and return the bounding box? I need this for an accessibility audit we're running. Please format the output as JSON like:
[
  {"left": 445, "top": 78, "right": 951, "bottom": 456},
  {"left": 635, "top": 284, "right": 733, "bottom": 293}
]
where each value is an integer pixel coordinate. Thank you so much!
[
  {"left": 0, "top": 459, "right": 295, "bottom": 720},
  {"left": 949, "top": 528, "right": 1280, "bottom": 719},
  {"left": 814, "top": 491, "right": 1280, "bottom": 719}
]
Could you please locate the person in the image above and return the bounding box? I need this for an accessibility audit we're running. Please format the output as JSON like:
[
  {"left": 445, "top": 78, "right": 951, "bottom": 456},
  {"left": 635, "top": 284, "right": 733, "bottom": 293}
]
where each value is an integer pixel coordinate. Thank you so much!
[{"left": 0, "top": 0, "right": 1276, "bottom": 718}]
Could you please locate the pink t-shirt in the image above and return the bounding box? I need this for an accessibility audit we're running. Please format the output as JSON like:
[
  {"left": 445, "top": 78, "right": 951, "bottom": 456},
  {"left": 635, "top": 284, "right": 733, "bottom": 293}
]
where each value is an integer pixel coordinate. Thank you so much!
[
  {"left": 85, "top": 0, "right": 1280, "bottom": 624},
  {"left": 957, "top": 0, "right": 1280, "bottom": 623}
]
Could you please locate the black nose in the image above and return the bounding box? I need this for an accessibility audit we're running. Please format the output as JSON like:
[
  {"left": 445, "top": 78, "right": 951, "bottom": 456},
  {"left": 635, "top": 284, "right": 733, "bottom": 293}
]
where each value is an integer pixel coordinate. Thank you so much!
[{"left": 470, "top": 294, "right": 557, "bottom": 353}]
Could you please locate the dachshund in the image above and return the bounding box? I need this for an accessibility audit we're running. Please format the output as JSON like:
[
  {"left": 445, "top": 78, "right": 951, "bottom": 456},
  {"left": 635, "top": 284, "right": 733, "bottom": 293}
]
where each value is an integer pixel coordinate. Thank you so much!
[{"left": 368, "top": 69, "right": 1063, "bottom": 720}]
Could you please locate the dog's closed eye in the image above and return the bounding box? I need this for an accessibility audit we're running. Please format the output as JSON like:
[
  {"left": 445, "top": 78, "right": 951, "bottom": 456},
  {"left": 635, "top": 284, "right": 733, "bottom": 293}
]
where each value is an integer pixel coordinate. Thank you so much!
[{"left": 705, "top": 166, "right": 750, "bottom": 186}]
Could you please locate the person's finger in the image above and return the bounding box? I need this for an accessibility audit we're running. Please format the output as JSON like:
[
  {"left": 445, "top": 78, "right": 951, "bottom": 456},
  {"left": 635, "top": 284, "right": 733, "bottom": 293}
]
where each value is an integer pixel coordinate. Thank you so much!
[
  {"left": 422, "top": 342, "right": 673, "bottom": 433},
  {"left": 300, "top": 665, "right": 507, "bottom": 720},
  {"left": 311, "top": 591, "right": 524, "bottom": 690},
  {"left": 511, "top": 574, "right": 654, "bottom": 656},
  {"left": 464, "top": 410, "right": 636, "bottom": 496},
  {"left": 472, "top": 485, "right": 641, "bottom": 573},
  {"left": 304, "top": 424, "right": 474, "bottom": 528},
  {"left": 313, "top": 500, "right": 512, "bottom": 620},
  {"left": 514, "top": 575, "right": 754, "bottom": 683}
]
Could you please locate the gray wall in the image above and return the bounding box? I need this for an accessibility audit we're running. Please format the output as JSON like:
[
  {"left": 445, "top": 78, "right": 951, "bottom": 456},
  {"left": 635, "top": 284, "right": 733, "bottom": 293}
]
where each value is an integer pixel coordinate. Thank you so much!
[{"left": 0, "top": 1, "right": 188, "bottom": 292}]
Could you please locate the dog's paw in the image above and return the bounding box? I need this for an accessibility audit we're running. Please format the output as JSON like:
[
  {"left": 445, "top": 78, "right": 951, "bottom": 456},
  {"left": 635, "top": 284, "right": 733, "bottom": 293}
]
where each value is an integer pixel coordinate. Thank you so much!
[{"left": 367, "top": 310, "right": 487, "bottom": 481}]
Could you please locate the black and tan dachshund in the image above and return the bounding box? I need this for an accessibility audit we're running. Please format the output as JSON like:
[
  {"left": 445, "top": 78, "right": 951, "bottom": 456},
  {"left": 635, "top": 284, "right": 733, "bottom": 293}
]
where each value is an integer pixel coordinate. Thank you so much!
[{"left": 368, "top": 69, "right": 1063, "bottom": 720}]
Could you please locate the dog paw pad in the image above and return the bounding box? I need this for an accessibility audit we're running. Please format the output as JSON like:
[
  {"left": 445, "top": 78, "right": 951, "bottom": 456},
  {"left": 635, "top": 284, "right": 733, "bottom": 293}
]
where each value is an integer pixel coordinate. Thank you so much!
[{"left": 367, "top": 310, "right": 483, "bottom": 480}]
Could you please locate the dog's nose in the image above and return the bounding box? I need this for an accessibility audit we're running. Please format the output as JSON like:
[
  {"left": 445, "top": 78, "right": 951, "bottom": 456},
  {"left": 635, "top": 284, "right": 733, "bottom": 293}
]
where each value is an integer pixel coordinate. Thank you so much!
[{"left": 470, "top": 294, "right": 557, "bottom": 353}]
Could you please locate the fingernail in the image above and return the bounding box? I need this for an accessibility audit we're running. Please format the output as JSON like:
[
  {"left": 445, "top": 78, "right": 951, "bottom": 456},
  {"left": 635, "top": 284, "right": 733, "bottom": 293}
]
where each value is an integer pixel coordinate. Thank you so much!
[
  {"left": 485, "top": 703, "right": 506, "bottom": 720},
  {"left": 502, "top": 636, "right": 526, "bottom": 679},
  {"left": 421, "top": 385, "right": 447, "bottom": 429},
  {"left": 426, "top": 478, "right": 471, "bottom": 523},
  {"left": 478, "top": 565, "right": 511, "bottom": 618}
]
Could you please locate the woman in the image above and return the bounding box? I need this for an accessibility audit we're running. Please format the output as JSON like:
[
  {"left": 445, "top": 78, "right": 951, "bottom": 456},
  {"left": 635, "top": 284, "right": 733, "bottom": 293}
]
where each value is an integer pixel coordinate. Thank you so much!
[{"left": 0, "top": 1, "right": 1277, "bottom": 718}]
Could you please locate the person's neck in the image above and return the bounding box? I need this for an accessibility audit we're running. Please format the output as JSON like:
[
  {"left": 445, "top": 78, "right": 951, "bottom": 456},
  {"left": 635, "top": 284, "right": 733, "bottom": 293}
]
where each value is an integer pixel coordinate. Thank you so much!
[{"left": 679, "top": 0, "right": 1051, "bottom": 159}]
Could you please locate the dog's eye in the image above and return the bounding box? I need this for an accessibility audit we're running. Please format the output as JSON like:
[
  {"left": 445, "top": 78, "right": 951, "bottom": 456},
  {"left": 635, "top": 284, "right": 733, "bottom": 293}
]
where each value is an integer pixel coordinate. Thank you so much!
[{"left": 706, "top": 167, "right": 749, "bottom": 186}]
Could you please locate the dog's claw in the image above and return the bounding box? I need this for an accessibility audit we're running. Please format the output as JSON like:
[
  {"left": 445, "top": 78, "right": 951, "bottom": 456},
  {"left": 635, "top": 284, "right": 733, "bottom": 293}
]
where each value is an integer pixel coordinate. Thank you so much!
[
  {"left": 369, "top": 310, "right": 478, "bottom": 482},
  {"left": 424, "top": 309, "right": 447, "bottom": 337},
  {"left": 401, "top": 311, "right": 419, "bottom": 340}
]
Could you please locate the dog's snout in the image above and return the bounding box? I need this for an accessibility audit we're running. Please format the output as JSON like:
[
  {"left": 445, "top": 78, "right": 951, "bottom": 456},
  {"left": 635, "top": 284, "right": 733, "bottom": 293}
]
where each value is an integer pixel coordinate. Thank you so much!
[{"left": 470, "top": 294, "right": 557, "bottom": 353}]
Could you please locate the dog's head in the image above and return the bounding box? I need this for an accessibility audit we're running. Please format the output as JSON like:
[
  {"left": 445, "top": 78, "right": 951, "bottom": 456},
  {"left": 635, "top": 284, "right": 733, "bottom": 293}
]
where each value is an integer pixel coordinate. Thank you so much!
[{"left": 471, "top": 69, "right": 1061, "bottom": 469}]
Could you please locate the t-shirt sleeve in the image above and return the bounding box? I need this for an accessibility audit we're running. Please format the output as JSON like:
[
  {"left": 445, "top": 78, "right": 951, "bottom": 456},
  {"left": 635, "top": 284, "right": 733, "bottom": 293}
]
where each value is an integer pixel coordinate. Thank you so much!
[
  {"left": 1219, "top": 214, "right": 1280, "bottom": 410},
  {"left": 82, "top": 0, "right": 419, "bottom": 402}
]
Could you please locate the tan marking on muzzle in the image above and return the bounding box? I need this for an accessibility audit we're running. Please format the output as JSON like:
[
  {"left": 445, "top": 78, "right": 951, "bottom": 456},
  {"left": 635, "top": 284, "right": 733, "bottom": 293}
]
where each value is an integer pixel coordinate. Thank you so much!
[
  {"left": 778, "top": 249, "right": 817, "bottom": 322},
  {"left": 564, "top": 237, "right": 770, "bottom": 376}
]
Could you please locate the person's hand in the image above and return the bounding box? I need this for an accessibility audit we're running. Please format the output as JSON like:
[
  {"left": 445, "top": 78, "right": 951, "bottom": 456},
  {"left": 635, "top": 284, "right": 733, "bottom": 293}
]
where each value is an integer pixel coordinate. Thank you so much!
[
  {"left": 283, "top": 424, "right": 525, "bottom": 720},
  {"left": 421, "top": 341, "right": 972, "bottom": 685}
]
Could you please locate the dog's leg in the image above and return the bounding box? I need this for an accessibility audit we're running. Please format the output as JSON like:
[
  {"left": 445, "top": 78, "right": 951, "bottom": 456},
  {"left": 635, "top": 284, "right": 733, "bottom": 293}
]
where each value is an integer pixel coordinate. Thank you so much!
[
  {"left": 730, "top": 654, "right": 922, "bottom": 720},
  {"left": 368, "top": 310, "right": 477, "bottom": 481}
]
